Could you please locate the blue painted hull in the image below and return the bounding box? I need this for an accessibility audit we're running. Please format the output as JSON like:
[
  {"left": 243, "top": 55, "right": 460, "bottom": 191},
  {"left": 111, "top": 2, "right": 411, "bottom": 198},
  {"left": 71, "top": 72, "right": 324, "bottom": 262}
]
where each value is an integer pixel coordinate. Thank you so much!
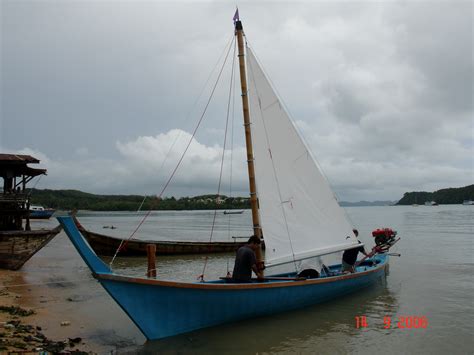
[
  {"left": 29, "top": 209, "right": 55, "bottom": 219},
  {"left": 101, "top": 265, "right": 386, "bottom": 339},
  {"left": 57, "top": 216, "right": 388, "bottom": 340}
]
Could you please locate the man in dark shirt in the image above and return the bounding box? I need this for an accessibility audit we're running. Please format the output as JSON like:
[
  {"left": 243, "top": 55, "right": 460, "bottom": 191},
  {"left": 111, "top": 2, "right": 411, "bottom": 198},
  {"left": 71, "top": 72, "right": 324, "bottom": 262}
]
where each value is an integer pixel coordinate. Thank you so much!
[
  {"left": 342, "top": 230, "right": 369, "bottom": 273},
  {"left": 232, "top": 236, "right": 263, "bottom": 282}
]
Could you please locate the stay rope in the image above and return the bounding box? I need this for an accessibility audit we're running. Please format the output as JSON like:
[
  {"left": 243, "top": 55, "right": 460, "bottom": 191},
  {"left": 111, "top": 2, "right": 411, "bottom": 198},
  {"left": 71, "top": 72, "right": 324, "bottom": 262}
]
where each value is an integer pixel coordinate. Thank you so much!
[
  {"left": 199, "top": 38, "right": 237, "bottom": 281},
  {"left": 25, "top": 175, "right": 43, "bottom": 199},
  {"left": 109, "top": 35, "right": 236, "bottom": 267},
  {"left": 138, "top": 33, "right": 236, "bottom": 214},
  {"left": 133, "top": 34, "right": 235, "bottom": 217},
  {"left": 226, "top": 48, "right": 238, "bottom": 275}
]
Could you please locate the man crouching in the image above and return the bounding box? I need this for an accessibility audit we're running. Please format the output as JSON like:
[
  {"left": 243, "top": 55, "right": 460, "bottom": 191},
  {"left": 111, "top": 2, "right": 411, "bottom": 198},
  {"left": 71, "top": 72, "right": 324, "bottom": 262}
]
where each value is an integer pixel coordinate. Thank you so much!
[{"left": 231, "top": 236, "right": 264, "bottom": 282}]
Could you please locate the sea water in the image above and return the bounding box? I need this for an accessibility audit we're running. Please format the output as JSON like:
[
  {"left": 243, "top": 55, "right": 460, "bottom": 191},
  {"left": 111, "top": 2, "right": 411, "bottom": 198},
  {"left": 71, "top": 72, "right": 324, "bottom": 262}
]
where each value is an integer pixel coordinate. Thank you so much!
[{"left": 12, "top": 205, "right": 474, "bottom": 354}]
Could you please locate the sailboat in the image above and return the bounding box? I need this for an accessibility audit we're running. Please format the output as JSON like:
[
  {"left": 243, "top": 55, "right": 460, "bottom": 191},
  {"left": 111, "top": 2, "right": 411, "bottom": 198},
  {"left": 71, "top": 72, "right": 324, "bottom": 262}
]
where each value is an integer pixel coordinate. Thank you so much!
[{"left": 58, "top": 17, "right": 398, "bottom": 340}]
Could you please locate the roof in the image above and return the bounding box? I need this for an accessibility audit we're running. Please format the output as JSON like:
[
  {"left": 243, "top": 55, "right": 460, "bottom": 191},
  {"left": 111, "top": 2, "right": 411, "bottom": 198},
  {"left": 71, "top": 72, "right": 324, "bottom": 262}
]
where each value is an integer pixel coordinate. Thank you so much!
[
  {"left": 0, "top": 154, "right": 40, "bottom": 164},
  {"left": 0, "top": 154, "right": 46, "bottom": 177}
]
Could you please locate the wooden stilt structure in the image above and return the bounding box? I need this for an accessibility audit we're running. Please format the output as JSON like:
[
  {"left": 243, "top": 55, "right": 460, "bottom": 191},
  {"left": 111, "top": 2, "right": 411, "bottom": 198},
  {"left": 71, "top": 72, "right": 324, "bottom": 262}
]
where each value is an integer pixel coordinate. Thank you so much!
[{"left": 0, "top": 154, "right": 61, "bottom": 270}]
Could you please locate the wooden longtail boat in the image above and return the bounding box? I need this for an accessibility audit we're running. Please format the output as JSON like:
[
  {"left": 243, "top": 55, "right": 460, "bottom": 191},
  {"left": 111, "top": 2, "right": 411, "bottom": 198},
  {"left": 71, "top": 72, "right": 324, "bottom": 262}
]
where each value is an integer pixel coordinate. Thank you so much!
[
  {"left": 0, "top": 154, "right": 62, "bottom": 270},
  {"left": 0, "top": 226, "right": 62, "bottom": 270},
  {"left": 58, "top": 14, "right": 398, "bottom": 340},
  {"left": 72, "top": 215, "right": 247, "bottom": 256}
]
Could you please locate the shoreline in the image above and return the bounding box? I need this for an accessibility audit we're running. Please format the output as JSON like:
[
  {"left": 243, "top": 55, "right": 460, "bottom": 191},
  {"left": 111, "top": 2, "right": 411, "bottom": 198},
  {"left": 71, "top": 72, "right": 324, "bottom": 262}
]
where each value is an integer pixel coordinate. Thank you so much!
[{"left": 0, "top": 233, "right": 145, "bottom": 354}]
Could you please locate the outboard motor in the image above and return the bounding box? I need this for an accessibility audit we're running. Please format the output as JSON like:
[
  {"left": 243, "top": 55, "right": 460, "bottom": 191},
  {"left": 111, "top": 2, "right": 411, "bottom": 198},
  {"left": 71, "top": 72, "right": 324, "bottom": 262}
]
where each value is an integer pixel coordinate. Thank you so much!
[{"left": 372, "top": 228, "right": 398, "bottom": 250}]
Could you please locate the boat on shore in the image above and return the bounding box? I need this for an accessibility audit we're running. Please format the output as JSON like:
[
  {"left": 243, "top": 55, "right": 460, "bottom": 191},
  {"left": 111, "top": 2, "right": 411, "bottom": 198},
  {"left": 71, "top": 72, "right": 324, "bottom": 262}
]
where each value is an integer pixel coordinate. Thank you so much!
[
  {"left": 0, "top": 226, "right": 62, "bottom": 270},
  {"left": 71, "top": 214, "right": 247, "bottom": 256},
  {"left": 462, "top": 200, "right": 474, "bottom": 205},
  {"left": 0, "top": 154, "right": 61, "bottom": 270},
  {"left": 29, "top": 205, "right": 56, "bottom": 219},
  {"left": 58, "top": 14, "right": 399, "bottom": 340},
  {"left": 424, "top": 201, "right": 438, "bottom": 206}
]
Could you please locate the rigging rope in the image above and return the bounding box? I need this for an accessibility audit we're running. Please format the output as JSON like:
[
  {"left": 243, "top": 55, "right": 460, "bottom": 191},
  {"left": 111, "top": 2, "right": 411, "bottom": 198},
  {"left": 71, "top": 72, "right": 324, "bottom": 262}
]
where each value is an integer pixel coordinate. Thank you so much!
[
  {"left": 109, "top": 35, "right": 236, "bottom": 267},
  {"left": 150, "top": 33, "right": 236, "bottom": 200},
  {"left": 26, "top": 175, "right": 43, "bottom": 199},
  {"left": 200, "top": 37, "right": 237, "bottom": 281},
  {"left": 132, "top": 34, "right": 235, "bottom": 224},
  {"left": 226, "top": 46, "right": 238, "bottom": 275},
  {"left": 136, "top": 195, "right": 147, "bottom": 213}
]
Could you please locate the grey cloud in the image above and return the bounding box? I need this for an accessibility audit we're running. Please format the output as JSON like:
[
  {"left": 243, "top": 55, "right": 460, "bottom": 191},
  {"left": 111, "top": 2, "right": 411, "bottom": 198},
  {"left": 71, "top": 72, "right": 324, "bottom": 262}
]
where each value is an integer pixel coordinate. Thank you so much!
[{"left": 1, "top": 1, "right": 472, "bottom": 201}]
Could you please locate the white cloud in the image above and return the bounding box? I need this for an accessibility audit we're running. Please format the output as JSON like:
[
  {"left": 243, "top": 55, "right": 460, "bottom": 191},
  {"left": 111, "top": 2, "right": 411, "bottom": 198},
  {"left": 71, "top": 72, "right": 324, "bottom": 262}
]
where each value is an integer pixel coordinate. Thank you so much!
[{"left": 12, "top": 130, "right": 248, "bottom": 197}]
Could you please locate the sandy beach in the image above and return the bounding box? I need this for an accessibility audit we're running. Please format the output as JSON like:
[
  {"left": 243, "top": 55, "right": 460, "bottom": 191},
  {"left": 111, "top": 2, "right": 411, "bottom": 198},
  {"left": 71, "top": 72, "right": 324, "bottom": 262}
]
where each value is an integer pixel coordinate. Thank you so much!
[
  {"left": 0, "top": 230, "right": 145, "bottom": 354},
  {"left": 0, "top": 270, "right": 90, "bottom": 354},
  {"left": 0, "top": 260, "right": 100, "bottom": 354}
]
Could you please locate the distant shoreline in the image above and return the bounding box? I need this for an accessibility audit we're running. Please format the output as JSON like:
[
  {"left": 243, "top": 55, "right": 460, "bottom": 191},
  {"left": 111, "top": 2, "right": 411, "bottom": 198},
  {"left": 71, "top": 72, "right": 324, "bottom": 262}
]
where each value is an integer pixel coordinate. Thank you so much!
[{"left": 24, "top": 185, "right": 473, "bottom": 211}]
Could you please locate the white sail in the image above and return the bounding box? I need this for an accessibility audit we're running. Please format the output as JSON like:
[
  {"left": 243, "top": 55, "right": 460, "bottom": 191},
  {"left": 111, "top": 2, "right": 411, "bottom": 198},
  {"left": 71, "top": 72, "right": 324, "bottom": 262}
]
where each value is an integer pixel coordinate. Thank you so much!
[{"left": 246, "top": 47, "right": 359, "bottom": 268}]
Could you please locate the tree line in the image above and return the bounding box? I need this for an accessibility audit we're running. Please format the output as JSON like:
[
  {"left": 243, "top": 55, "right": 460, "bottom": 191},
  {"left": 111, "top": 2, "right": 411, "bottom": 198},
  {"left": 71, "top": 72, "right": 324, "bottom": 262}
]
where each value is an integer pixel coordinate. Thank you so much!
[
  {"left": 26, "top": 184, "right": 474, "bottom": 210},
  {"left": 27, "top": 189, "right": 250, "bottom": 211},
  {"left": 396, "top": 185, "right": 474, "bottom": 205}
]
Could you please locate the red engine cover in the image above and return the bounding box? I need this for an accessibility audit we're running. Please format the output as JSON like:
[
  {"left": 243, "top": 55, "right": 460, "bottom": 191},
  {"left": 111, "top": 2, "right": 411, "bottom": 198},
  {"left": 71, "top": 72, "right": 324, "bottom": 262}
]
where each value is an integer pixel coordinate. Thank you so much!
[{"left": 372, "top": 228, "right": 395, "bottom": 237}]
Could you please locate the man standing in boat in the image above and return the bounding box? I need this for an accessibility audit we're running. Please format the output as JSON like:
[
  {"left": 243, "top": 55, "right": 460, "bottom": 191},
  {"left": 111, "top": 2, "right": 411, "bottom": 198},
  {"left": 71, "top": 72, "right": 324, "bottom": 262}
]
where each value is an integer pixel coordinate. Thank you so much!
[
  {"left": 231, "top": 236, "right": 264, "bottom": 282},
  {"left": 342, "top": 229, "right": 369, "bottom": 273}
]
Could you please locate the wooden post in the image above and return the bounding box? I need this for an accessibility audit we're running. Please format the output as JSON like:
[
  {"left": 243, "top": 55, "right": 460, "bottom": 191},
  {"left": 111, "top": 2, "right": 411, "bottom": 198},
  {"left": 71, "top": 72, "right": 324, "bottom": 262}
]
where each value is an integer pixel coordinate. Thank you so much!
[
  {"left": 146, "top": 244, "right": 157, "bottom": 278},
  {"left": 235, "top": 20, "right": 264, "bottom": 275},
  {"left": 25, "top": 200, "right": 31, "bottom": 231}
]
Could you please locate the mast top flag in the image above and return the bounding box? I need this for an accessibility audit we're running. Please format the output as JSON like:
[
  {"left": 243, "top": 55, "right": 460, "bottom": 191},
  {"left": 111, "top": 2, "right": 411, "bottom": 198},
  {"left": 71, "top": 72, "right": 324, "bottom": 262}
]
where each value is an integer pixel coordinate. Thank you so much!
[{"left": 233, "top": 8, "right": 239, "bottom": 24}]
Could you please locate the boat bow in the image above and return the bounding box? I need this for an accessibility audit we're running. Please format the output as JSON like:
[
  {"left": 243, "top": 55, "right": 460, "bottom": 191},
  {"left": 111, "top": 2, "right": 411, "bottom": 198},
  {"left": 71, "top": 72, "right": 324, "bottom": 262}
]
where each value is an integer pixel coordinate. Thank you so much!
[{"left": 57, "top": 216, "right": 111, "bottom": 275}]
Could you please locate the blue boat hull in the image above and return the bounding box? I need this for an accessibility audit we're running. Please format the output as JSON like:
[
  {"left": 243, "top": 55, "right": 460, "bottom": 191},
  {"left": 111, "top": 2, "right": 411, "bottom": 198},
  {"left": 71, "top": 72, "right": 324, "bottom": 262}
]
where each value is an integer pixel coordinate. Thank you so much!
[
  {"left": 57, "top": 216, "right": 388, "bottom": 340},
  {"left": 29, "top": 210, "right": 55, "bottom": 219}
]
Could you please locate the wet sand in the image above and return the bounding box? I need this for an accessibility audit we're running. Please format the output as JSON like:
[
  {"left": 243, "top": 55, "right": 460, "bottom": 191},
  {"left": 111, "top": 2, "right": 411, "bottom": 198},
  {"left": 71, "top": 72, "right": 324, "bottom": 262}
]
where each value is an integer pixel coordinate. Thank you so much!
[
  {"left": 0, "top": 231, "right": 145, "bottom": 354},
  {"left": 0, "top": 269, "right": 90, "bottom": 353}
]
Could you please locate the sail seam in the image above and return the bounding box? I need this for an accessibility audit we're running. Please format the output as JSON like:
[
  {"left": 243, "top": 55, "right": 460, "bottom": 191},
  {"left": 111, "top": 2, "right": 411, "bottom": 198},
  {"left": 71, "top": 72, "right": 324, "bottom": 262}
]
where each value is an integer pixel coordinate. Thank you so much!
[{"left": 262, "top": 99, "right": 279, "bottom": 112}]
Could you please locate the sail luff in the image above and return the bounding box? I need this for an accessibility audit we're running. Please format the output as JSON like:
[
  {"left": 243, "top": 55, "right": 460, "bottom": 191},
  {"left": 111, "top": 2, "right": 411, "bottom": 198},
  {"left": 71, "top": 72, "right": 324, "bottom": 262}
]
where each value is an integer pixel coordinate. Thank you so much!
[{"left": 234, "top": 20, "right": 264, "bottom": 270}]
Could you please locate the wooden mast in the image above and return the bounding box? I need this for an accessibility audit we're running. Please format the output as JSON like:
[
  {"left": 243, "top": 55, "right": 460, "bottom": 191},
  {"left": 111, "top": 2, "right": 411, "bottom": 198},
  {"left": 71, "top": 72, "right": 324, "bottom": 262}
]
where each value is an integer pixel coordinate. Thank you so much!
[{"left": 235, "top": 19, "right": 264, "bottom": 272}]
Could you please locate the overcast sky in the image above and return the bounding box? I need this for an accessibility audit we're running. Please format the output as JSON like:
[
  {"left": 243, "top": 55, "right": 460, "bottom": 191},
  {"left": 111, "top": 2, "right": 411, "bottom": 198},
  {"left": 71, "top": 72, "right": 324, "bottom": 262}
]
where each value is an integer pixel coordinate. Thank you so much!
[{"left": 1, "top": 0, "right": 472, "bottom": 201}]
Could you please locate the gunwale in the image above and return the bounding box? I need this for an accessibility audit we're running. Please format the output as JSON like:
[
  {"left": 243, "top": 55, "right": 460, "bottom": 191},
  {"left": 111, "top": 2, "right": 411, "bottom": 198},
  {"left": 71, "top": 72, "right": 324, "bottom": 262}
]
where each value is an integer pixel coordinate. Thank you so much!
[{"left": 95, "top": 257, "right": 386, "bottom": 290}]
